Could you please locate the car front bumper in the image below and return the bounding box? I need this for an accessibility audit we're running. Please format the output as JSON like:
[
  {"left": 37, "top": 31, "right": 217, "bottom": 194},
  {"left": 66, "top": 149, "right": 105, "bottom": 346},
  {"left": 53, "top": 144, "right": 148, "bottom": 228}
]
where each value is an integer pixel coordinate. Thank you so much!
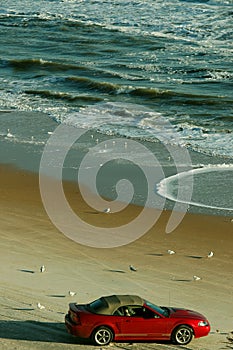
[{"left": 194, "top": 324, "right": 211, "bottom": 338}]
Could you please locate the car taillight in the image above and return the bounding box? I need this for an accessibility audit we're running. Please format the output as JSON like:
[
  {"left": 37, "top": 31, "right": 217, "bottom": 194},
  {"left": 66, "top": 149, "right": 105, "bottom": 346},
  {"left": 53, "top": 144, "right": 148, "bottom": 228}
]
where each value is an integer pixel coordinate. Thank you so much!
[{"left": 70, "top": 311, "right": 81, "bottom": 325}]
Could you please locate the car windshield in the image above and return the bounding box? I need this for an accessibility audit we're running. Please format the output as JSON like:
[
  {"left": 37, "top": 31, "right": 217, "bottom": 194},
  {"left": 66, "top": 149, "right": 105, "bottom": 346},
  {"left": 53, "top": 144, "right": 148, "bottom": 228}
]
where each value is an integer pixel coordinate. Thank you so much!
[{"left": 145, "top": 301, "right": 170, "bottom": 317}]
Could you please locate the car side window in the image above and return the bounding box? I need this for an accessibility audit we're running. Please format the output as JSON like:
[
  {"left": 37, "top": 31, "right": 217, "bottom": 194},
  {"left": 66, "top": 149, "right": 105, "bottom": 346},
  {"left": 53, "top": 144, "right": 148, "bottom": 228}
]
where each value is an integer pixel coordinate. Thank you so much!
[
  {"left": 130, "top": 306, "right": 144, "bottom": 317},
  {"left": 129, "top": 306, "right": 160, "bottom": 319},
  {"left": 113, "top": 305, "right": 160, "bottom": 318},
  {"left": 113, "top": 307, "right": 125, "bottom": 316},
  {"left": 143, "top": 307, "right": 160, "bottom": 319},
  {"left": 113, "top": 306, "right": 137, "bottom": 317}
]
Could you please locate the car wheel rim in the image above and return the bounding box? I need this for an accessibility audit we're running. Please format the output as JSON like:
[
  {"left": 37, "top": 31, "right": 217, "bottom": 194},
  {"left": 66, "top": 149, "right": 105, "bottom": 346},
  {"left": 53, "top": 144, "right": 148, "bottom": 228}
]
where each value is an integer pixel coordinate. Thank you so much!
[
  {"left": 176, "top": 328, "right": 192, "bottom": 344},
  {"left": 95, "top": 329, "right": 111, "bottom": 345}
]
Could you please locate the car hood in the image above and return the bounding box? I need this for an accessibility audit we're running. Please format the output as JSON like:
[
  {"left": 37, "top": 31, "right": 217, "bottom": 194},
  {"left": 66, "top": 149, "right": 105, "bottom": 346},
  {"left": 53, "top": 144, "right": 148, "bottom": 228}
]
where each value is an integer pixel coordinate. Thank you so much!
[{"left": 168, "top": 307, "right": 206, "bottom": 320}]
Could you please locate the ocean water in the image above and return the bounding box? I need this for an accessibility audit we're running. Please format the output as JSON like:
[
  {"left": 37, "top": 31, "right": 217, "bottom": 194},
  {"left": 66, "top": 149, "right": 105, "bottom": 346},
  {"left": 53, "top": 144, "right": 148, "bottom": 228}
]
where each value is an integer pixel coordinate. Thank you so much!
[{"left": 0, "top": 0, "right": 232, "bottom": 217}]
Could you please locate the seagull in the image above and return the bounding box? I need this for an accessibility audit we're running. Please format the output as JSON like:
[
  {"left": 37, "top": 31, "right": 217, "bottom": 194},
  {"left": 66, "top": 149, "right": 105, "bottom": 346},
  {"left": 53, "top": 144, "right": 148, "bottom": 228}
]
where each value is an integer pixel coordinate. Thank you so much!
[
  {"left": 103, "top": 208, "right": 111, "bottom": 214},
  {"left": 167, "top": 249, "right": 175, "bottom": 255},
  {"left": 40, "top": 265, "right": 45, "bottom": 273},
  {"left": 193, "top": 275, "right": 201, "bottom": 281},
  {"left": 6, "top": 129, "right": 14, "bottom": 138},
  {"left": 68, "top": 291, "right": 76, "bottom": 297},
  {"left": 129, "top": 265, "right": 137, "bottom": 272},
  {"left": 37, "top": 302, "right": 45, "bottom": 310},
  {"left": 207, "top": 251, "right": 214, "bottom": 258}
]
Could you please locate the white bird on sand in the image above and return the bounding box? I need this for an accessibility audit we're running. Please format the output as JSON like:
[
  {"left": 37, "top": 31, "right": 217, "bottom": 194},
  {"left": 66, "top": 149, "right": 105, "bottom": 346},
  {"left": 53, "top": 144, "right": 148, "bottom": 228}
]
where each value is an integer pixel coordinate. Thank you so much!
[
  {"left": 129, "top": 265, "right": 137, "bottom": 272},
  {"left": 68, "top": 291, "right": 76, "bottom": 297},
  {"left": 207, "top": 251, "right": 214, "bottom": 258},
  {"left": 40, "top": 265, "right": 45, "bottom": 273},
  {"left": 167, "top": 249, "right": 175, "bottom": 255},
  {"left": 37, "top": 302, "right": 45, "bottom": 310},
  {"left": 103, "top": 208, "right": 111, "bottom": 214},
  {"left": 193, "top": 275, "right": 201, "bottom": 281}
]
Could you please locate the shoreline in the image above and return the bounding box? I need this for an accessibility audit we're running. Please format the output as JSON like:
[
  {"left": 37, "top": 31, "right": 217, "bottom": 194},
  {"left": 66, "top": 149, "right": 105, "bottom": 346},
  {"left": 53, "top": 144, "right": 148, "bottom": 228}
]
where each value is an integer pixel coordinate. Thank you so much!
[
  {"left": 0, "top": 164, "right": 233, "bottom": 349},
  {"left": 1, "top": 108, "right": 232, "bottom": 219}
]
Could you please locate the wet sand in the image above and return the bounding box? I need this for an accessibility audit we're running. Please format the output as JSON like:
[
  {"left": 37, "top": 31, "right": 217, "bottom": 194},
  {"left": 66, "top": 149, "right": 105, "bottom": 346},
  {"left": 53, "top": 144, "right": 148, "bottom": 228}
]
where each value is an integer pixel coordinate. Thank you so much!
[{"left": 0, "top": 165, "right": 233, "bottom": 350}]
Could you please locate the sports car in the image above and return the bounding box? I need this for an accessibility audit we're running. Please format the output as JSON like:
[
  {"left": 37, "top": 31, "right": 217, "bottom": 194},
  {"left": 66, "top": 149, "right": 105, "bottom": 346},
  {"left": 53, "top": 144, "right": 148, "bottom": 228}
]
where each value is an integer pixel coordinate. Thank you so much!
[{"left": 65, "top": 294, "right": 210, "bottom": 346}]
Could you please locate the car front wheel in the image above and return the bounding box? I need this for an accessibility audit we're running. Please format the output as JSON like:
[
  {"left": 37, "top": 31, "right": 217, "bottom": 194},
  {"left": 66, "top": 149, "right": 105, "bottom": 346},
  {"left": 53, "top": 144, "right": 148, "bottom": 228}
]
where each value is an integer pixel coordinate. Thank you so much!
[
  {"left": 171, "top": 325, "right": 193, "bottom": 345},
  {"left": 92, "top": 326, "right": 114, "bottom": 346}
]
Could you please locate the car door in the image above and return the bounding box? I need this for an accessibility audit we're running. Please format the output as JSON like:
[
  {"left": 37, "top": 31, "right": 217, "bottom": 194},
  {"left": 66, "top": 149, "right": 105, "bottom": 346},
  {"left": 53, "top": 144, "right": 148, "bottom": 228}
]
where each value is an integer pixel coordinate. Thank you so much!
[{"left": 117, "top": 305, "right": 168, "bottom": 340}]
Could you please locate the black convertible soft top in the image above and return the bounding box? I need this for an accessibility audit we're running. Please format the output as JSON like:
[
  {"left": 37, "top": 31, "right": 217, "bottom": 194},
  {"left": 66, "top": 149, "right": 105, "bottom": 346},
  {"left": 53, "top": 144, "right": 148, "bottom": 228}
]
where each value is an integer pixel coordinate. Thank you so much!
[{"left": 88, "top": 294, "right": 144, "bottom": 315}]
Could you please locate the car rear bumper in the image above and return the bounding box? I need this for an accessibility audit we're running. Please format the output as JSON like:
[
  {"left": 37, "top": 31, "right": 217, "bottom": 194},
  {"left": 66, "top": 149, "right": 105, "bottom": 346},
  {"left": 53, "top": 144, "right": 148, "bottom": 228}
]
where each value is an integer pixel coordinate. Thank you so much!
[
  {"left": 65, "top": 314, "right": 81, "bottom": 336},
  {"left": 65, "top": 314, "right": 90, "bottom": 338}
]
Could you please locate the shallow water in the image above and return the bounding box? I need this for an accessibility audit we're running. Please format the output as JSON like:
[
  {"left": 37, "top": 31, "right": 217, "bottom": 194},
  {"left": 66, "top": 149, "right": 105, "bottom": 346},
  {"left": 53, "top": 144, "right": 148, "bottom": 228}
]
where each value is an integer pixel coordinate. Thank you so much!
[{"left": 0, "top": 0, "right": 232, "bottom": 215}]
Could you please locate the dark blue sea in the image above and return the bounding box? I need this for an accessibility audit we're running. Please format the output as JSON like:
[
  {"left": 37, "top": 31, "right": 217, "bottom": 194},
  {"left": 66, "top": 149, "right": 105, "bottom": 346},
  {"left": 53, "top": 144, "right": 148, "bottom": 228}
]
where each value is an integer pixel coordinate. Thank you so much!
[{"left": 0, "top": 0, "right": 232, "bottom": 217}]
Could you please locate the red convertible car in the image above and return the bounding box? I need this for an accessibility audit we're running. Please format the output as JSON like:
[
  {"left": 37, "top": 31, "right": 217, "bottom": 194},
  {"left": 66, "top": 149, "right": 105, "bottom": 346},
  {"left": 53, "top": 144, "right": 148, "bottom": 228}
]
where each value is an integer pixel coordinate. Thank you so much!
[{"left": 65, "top": 294, "right": 210, "bottom": 346}]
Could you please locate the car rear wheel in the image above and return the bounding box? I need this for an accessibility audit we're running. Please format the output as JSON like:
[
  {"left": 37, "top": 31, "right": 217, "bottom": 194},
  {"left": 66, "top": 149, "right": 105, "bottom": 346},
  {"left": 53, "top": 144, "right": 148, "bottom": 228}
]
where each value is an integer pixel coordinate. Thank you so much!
[
  {"left": 92, "top": 326, "right": 114, "bottom": 346},
  {"left": 171, "top": 325, "right": 193, "bottom": 345}
]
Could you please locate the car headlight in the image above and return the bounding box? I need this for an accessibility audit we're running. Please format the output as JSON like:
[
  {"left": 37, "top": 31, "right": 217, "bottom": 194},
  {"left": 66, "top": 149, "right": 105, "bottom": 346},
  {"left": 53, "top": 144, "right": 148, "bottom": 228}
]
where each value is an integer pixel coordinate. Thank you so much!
[{"left": 198, "top": 320, "right": 209, "bottom": 327}]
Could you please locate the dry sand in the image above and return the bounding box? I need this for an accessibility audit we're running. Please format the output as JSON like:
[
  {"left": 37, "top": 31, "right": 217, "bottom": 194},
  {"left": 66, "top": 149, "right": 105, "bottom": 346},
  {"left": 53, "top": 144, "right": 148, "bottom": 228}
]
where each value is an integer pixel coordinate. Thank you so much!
[{"left": 0, "top": 165, "right": 232, "bottom": 350}]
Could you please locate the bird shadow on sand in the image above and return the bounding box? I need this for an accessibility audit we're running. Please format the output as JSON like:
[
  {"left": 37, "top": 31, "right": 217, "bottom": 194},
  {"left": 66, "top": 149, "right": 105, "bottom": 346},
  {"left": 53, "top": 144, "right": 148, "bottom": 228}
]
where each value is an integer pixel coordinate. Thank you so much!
[
  {"left": 18, "top": 269, "right": 35, "bottom": 274},
  {"left": 10, "top": 307, "right": 35, "bottom": 311},
  {"left": 172, "top": 278, "right": 193, "bottom": 282},
  {"left": 105, "top": 269, "right": 126, "bottom": 273},
  {"left": 84, "top": 210, "right": 100, "bottom": 215},
  {"left": 47, "top": 294, "right": 67, "bottom": 298},
  {"left": 185, "top": 255, "right": 203, "bottom": 259},
  {"left": 146, "top": 253, "right": 164, "bottom": 257}
]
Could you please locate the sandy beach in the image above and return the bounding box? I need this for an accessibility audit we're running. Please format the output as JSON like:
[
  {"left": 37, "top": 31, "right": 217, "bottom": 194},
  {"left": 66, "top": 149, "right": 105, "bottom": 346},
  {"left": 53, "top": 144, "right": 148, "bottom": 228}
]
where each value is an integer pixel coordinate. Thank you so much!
[
  {"left": 0, "top": 164, "right": 232, "bottom": 350},
  {"left": 1, "top": 1, "right": 232, "bottom": 349}
]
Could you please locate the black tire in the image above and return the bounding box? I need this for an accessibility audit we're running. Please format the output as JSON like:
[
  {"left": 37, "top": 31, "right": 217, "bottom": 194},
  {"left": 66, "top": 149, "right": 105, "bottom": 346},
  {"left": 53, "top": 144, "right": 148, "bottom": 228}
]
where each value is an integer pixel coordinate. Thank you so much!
[
  {"left": 91, "top": 326, "right": 114, "bottom": 346},
  {"left": 171, "top": 325, "right": 193, "bottom": 345}
]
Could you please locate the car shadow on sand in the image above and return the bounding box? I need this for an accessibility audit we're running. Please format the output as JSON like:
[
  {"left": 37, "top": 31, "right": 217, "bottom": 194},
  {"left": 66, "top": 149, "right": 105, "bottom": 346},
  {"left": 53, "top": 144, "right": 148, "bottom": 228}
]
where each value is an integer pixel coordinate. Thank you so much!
[
  {"left": 0, "top": 320, "right": 91, "bottom": 345},
  {"left": 0, "top": 320, "right": 196, "bottom": 349}
]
